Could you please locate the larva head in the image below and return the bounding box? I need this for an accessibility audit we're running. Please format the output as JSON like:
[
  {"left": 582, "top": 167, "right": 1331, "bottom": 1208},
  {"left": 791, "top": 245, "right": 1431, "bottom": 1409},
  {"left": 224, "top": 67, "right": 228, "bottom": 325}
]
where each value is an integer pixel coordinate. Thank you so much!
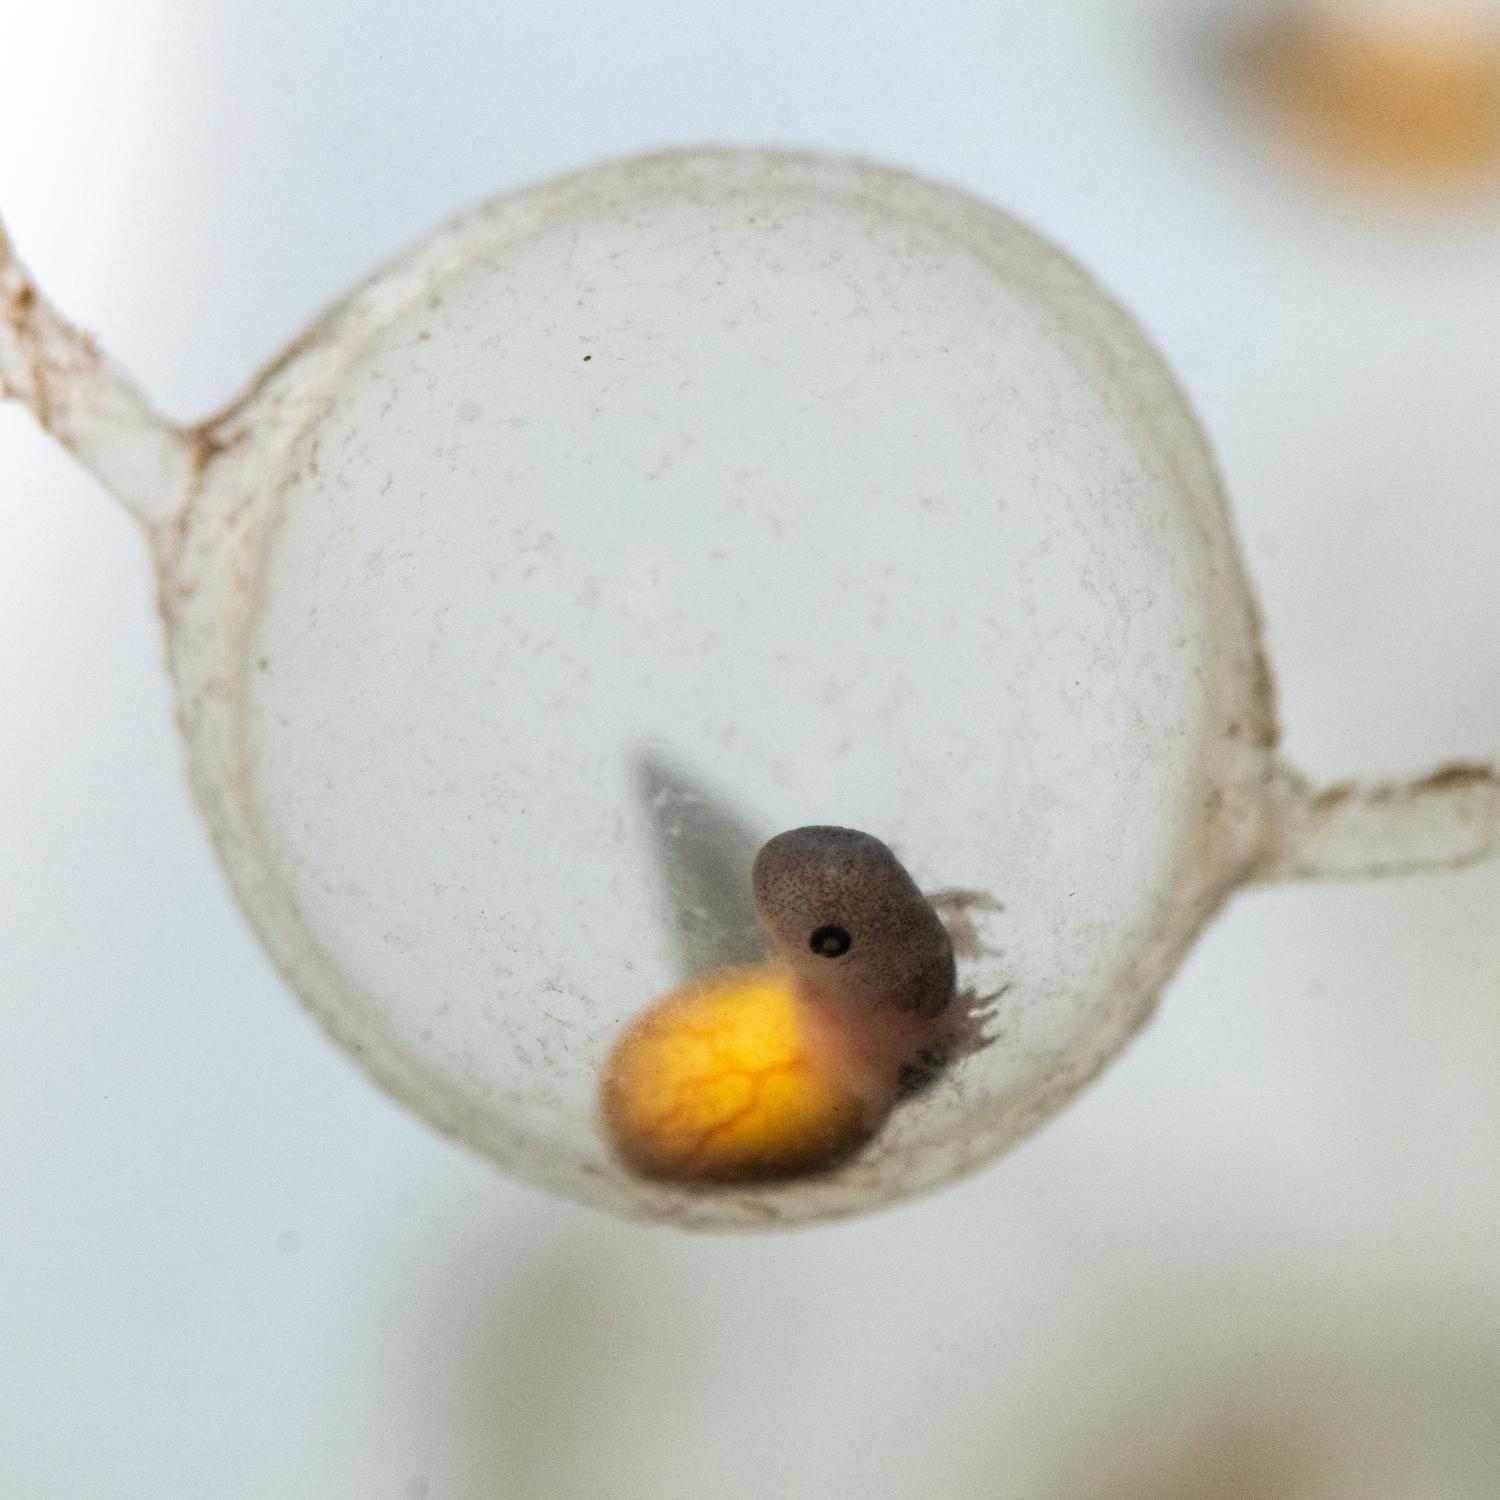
[{"left": 751, "top": 826, "right": 956, "bottom": 1019}]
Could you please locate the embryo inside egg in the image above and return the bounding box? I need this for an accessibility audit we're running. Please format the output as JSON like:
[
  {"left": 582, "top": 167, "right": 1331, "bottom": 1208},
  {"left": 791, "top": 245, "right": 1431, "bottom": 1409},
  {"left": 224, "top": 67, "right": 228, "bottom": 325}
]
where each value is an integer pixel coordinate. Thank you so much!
[{"left": 166, "top": 149, "right": 1275, "bottom": 1227}]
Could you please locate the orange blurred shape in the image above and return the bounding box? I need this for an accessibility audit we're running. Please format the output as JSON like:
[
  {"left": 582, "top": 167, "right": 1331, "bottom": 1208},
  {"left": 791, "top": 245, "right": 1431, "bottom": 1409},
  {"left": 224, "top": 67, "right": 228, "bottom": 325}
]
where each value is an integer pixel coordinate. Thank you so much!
[
  {"left": 1251, "top": 5, "right": 1500, "bottom": 186},
  {"left": 601, "top": 964, "right": 876, "bottom": 1185}
]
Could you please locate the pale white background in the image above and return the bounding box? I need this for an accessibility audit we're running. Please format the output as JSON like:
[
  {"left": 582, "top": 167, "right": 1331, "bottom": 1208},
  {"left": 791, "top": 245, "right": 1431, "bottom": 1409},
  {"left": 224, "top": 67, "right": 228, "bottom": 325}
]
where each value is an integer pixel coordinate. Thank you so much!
[{"left": 4, "top": 2, "right": 1500, "bottom": 1496}]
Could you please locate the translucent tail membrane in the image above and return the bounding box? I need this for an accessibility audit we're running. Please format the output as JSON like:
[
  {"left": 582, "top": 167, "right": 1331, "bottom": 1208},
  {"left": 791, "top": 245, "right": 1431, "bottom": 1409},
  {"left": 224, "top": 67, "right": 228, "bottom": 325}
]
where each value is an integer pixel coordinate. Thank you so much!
[{"left": 2, "top": 151, "right": 1497, "bottom": 1229}]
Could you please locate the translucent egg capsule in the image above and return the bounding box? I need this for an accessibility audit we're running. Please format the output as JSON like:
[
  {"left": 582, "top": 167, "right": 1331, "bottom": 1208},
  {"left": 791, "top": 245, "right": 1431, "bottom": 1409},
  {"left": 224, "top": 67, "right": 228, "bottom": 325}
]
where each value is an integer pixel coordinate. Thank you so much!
[{"left": 4, "top": 149, "right": 1498, "bottom": 1227}]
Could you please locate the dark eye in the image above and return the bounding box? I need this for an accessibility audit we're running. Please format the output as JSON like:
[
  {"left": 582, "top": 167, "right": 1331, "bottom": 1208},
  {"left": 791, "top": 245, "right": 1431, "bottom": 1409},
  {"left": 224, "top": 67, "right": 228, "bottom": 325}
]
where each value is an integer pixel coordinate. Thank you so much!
[{"left": 809, "top": 925, "right": 851, "bottom": 958}]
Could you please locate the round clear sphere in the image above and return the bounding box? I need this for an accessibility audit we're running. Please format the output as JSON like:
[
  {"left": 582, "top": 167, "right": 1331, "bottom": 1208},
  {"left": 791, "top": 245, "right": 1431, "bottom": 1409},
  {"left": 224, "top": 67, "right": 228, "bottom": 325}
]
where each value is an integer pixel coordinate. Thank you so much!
[{"left": 159, "top": 149, "right": 1275, "bottom": 1227}]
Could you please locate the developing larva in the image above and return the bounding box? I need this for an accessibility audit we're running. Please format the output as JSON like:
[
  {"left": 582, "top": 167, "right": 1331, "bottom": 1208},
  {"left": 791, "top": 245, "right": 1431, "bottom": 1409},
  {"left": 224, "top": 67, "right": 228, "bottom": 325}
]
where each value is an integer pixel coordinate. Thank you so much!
[{"left": 601, "top": 827, "right": 992, "bottom": 1185}]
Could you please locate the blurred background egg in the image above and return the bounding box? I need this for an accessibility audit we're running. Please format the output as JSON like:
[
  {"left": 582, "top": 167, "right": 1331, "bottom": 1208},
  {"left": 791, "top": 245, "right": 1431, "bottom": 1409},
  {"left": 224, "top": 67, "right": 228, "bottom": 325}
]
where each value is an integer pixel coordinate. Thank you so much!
[{"left": 1231, "top": 0, "right": 1500, "bottom": 191}]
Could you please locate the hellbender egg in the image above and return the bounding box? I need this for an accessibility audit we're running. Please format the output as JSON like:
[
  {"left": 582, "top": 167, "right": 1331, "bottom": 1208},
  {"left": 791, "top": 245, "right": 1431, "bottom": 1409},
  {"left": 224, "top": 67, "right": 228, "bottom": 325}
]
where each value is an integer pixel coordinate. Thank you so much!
[
  {"left": 148, "top": 148, "right": 1276, "bottom": 1226},
  {"left": 7, "top": 148, "right": 1295, "bottom": 1227}
]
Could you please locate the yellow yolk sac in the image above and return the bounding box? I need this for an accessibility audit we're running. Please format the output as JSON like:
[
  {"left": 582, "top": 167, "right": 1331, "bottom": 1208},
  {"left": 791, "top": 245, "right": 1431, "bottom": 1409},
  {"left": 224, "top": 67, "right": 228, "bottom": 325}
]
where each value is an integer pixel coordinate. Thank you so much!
[{"left": 601, "top": 965, "right": 875, "bottom": 1185}]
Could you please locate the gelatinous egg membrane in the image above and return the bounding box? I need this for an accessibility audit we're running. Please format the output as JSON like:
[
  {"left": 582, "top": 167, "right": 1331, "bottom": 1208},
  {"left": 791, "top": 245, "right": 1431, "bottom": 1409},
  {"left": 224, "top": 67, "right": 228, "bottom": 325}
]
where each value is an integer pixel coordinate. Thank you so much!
[{"left": 162, "top": 150, "right": 1273, "bottom": 1227}]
